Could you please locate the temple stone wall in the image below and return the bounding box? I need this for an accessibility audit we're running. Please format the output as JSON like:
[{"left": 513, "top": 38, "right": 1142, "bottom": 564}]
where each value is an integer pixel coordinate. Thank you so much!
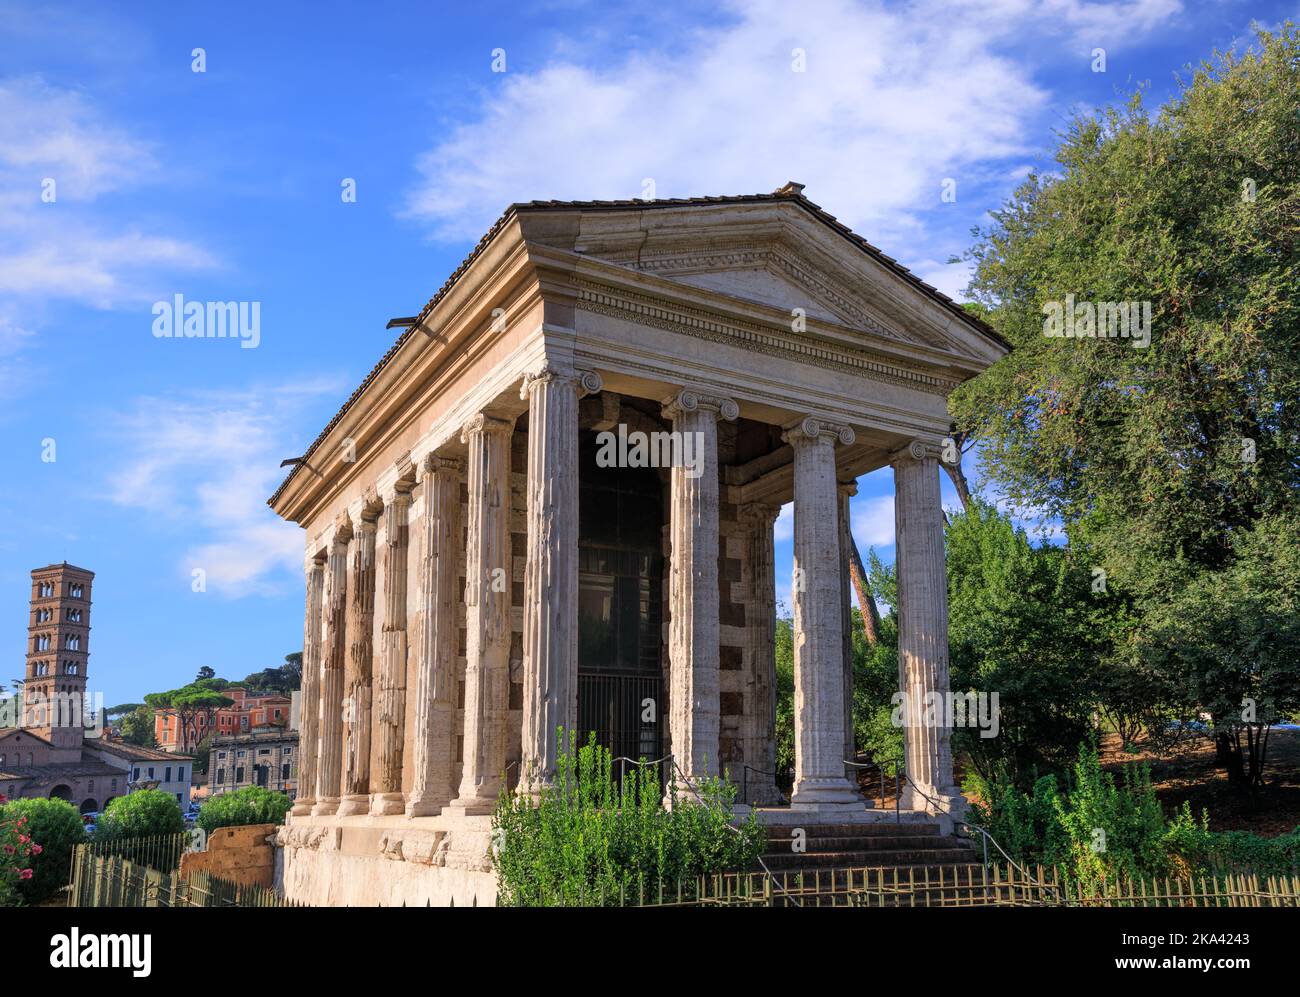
[{"left": 277, "top": 817, "right": 497, "bottom": 906}]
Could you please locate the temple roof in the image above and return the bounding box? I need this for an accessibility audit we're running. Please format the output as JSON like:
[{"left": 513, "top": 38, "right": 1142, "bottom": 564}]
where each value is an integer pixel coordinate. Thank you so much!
[{"left": 268, "top": 184, "right": 1007, "bottom": 507}]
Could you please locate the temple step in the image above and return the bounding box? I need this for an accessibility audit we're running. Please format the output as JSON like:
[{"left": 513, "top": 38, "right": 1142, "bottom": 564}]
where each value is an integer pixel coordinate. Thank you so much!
[
  {"left": 764, "top": 834, "right": 972, "bottom": 853},
  {"left": 761, "top": 847, "right": 979, "bottom": 869}
]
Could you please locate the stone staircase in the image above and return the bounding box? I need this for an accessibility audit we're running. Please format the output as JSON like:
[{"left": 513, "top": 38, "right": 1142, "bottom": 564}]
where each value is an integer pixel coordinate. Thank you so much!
[
  {"left": 760, "top": 820, "right": 980, "bottom": 870},
  {"left": 755, "top": 821, "right": 987, "bottom": 905}
]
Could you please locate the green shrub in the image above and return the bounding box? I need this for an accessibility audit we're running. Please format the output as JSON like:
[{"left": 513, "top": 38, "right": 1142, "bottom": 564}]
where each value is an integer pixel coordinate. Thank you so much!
[
  {"left": 976, "top": 773, "right": 1073, "bottom": 870},
  {"left": 976, "top": 741, "right": 1210, "bottom": 885},
  {"left": 197, "top": 786, "right": 292, "bottom": 834},
  {"left": 0, "top": 797, "right": 85, "bottom": 904},
  {"left": 93, "top": 789, "right": 184, "bottom": 842},
  {"left": 1199, "top": 827, "right": 1300, "bottom": 877},
  {"left": 493, "top": 733, "right": 765, "bottom": 906}
]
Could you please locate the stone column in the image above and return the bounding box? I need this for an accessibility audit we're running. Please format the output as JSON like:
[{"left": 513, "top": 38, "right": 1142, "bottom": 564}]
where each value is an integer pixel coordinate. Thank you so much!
[
  {"left": 370, "top": 485, "right": 411, "bottom": 815},
  {"left": 892, "top": 440, "right": 964, "bottom": 816},
  {"left": 312, "top": 525, "right": 350, "bottom": 816},
  {"left": 446, "top": 413, "right": 515, "bottom": 816},
  {"left": 784, "top": 417, "right": 861, "bottom": 810},
  {"left": 407, "top": 456, "right": 464, "bottom": 817},
  {"left": 291, "top": 555, "right": 325, "bottom": 816},
  {"left": 662, "top": 389, "right": 737, "bottom": 793},
  {"left": 739, "top": 502, "right": 782, "bottom": 805},
  {"left": 518, "top": 366, "right": 601, "bottom": 792},
  {"left": 338, "top": 514, "right": 377, "bottom": 816},
  {"left": 838, "top": 480, "right": 858, "bottom": 783}
]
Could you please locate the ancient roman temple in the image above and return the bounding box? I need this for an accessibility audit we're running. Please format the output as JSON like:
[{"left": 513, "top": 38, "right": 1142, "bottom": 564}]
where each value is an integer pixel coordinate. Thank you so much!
[{"left": 268, "top": 184, "right": 1008, "bottom": 905}]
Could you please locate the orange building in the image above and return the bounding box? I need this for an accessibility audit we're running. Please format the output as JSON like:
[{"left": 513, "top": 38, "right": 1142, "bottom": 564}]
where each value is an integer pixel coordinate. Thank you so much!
[{"left": 154, "top": 687, "right": 292, "bottom": 753}]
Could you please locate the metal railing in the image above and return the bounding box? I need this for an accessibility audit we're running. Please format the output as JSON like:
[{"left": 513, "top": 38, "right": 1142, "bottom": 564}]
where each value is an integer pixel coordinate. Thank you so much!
[
  {"left": 844, "top": 754, "right": 1061, "bottom": 902},
  {"left": 661, "top": 755, "right": 802, "bottom": 907},
  {"left": 843, "top": 757, "right": 904, "bottom": 820}
]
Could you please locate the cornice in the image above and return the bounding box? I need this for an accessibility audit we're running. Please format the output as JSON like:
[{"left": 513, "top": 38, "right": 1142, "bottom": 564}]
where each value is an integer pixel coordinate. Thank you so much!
[{"left": 574, "top": 278, "right": 958, "bottom": 397}]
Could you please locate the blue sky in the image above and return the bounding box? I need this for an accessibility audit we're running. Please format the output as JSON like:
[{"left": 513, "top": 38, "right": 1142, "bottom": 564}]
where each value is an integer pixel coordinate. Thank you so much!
[{"left": 0, "top": 0, "right": 1289, "bottom": 707}]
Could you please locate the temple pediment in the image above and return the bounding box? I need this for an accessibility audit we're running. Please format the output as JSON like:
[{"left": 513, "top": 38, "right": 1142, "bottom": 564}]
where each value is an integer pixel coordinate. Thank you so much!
[{"left": 517, "top": 189, "right": 1005, "bottom": 364}]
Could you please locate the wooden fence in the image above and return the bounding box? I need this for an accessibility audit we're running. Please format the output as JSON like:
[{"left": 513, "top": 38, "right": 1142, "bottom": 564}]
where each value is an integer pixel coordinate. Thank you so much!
[
  {"left": 628, "top": 863, "right": 1300, "bottom": 907},
  {"left": 68, "top": 833, "right": 1300, "bottom": 908},
  {"left": 68, "top": 834, "right": 301, "bottom": 908}
]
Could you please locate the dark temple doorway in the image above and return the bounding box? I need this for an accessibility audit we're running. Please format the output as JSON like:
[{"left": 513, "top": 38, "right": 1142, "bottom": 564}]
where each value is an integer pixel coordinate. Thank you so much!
[{"left": 577, "top": 430, "right": 665, "bottom": 770}]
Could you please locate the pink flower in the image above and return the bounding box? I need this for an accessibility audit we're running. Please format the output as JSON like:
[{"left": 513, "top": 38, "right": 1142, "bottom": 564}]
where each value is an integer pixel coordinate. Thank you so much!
[
  {"left": 2, "top": 844, "right": 13, "bottom": 855},
  {"left": 30, "top": 844, "right": 42, "bottom": 855},
  {"left": 18, "top": 868, "right": 32, "bottom": 880}
]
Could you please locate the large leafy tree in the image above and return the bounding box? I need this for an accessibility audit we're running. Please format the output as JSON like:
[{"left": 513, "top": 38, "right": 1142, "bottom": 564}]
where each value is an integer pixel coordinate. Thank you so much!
[
  {"left": 951, "top": 27, "right": 1300, "bottom": 786},
  {"left": 1143, "top": 512, "right": 1300, "bottom": 791},
  {"left": 945, "top": 503, "right": 1109, "bottom": 795},
  {"left": 119, "top": 704, "right": 157, "bottom": 747},
  {"left": 144, "top": 680, "right": 234, "bottom": 753},
  {"left": 952, "top": 28, "right": 1300, "bottom": 600}
]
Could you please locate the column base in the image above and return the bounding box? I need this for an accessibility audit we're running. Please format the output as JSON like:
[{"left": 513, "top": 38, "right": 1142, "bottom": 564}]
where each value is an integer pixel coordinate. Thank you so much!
[
  {"left": 404, "top": 793, "right": 450, "bottom": 818},
  {"left": 902, "top": 784, "right": 966, "bottom": 819},
  {"left": 790, "top": 776, "right": 862, "bottom": 810},
  {"left": 290, "top": 797, "right": 316, "bottom": 816},
  {"left": 442, "top": 796, "right": 496, "bottom": 817},
  {"left": 336, "top": 794, "right": 370, "bottom": 816},
  {"left": 311, "top": 796, "right": 340, "bottom": 817},
  {"left": 369, "top": 792, "right": 406, "bottom": 816}
]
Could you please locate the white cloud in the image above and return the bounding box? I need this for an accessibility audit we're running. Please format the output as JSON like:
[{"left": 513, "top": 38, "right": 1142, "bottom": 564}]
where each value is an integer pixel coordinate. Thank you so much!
[
  {"left": 774, "top": 502, "right": 793, "bottom": 542},
  {"left": 404, "top": 0, "right": 1056, "bottom": 244},
  {"left": 851, "top": 494, "right": 896, "bottom": 550},
  {"left": 0, "top": 76, "right": 153, "bottom": 202},
  {"left": 103, "top": 380, "right": 343, "bottom": 597},
  {"left": 403, "top": 0, "right": 1184, "bottom": 258},
  {"left": 0, "top": 76, "right": 216, "bottom": 309}
]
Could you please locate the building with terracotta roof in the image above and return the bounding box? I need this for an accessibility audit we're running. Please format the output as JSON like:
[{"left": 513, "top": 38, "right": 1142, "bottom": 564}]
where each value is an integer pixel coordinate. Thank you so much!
[
  {"left": 0, "top": 563, "right": 193, "bottom": 813},
  {"left": 154, "top": 687, "right": 293, "bottom": 753}
]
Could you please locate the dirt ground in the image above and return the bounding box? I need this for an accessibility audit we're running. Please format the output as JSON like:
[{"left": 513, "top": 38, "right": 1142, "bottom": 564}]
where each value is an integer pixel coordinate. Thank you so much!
[{"left": 1098, "top": 729, "right": 1300, "bottom": 836}]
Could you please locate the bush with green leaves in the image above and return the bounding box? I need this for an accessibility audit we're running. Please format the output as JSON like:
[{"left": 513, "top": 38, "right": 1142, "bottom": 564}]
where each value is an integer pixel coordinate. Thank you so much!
[
  {"left": 976, "top": 742, "right": 1214, "bottom": 886},
  {"left": 493, "top": 734, "right": 765, "bottom": 906},
  {"left": 93, "top": 789, "right": 184, "bottom": 842},
  {"left": 0, "top": 797, "right": 85, "bottom": 904},
  {"left": 1197, "top": 827, "right": 1300, "bottom": 877},
  {"left": 197, "top": 786, "right": 292, "bottom": 834}
]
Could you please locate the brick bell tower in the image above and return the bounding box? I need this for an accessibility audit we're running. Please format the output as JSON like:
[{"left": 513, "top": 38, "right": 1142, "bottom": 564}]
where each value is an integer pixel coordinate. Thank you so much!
[{"left": 24, "top": 563, "right": 94, "bottom": 750}]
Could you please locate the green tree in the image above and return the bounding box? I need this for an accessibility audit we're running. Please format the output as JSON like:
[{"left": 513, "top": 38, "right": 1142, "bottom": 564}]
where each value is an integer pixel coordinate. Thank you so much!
[
  {"left": 953, "top": 28, "right": 1300, "bottom": 599},
  {"left": 1144, "top": 512, "right": 1300, "bottom": 791},
  {"left": 952, "top": 26, "right": 1300, "bottom": 786},
  {"left": 774, "top": 617, "right": 795, "bottom": 778},
  {"left": 119, "top": 704, "right": 156, "bottom": 747},
  {"left": 945, "top": 502, "right": 1108, "bottom": 796},
  {"left": 144, "top": 683, "right": 234, "bottom": 752},
  {"left": 196, "top": 786, "right": 292, "bottom": 834},
  {"left": 191, "top": 734, "right": 212, "bottom": 776},
  {"left": 94, "top": 789, "right": 184, "bottom": 841}
]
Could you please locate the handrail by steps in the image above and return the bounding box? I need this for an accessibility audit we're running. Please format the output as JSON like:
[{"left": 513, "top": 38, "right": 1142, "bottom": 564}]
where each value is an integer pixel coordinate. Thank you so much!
[{"left": 853, "top": 755, "right": 1062, "bottom": 903}]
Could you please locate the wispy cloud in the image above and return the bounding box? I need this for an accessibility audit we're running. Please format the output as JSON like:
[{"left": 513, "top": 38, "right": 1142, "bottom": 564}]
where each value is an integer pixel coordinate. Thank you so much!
[
  {"left": 404, "top": 0, "right": 1056, "bottom": 242},
  {"left": 102, "top": 380, "right": 344, "bottom": 597},
  {"left": 851, "top": 494, "right": 896, "bottom": 551},
  {"left": 0, "top": 76, "right": 216, "bottom": 308}
]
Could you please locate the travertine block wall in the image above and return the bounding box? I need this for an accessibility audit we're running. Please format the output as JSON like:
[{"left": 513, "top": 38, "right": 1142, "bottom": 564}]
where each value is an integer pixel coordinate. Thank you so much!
[{"left": 717, "top": 496, "right": 748, "bottom": 781}]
